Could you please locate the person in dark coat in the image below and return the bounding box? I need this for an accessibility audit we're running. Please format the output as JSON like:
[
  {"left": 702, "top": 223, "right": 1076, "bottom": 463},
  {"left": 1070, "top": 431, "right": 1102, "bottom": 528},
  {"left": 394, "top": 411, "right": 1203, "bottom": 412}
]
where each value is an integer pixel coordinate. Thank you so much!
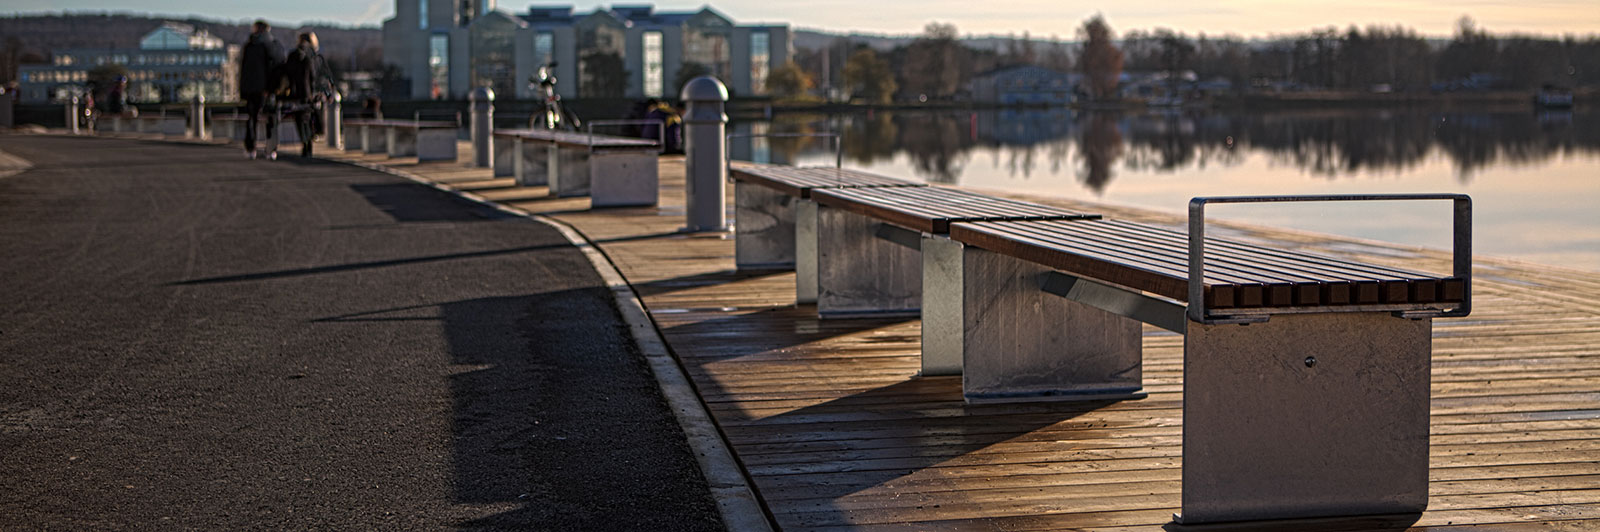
[
  {"left": 238, "top": 20, "right": 283, "bottom": 159},
  {"left": 280, "top": 31, "right": 325, "bottom": 156}
]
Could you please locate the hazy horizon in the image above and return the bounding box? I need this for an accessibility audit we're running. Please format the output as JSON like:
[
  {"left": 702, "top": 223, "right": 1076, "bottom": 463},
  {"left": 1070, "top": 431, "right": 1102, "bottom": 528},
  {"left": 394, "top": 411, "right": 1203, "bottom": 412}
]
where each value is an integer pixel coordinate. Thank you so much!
[{"left": 3, "top": 0, "right": 1598, "bottom": 40}]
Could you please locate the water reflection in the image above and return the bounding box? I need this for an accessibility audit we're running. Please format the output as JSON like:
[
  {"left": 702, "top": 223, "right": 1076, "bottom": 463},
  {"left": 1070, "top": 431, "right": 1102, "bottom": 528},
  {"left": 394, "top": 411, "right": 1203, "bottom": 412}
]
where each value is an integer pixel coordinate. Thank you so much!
[
  {"left": 733, "top": 108, "right": 1597, "bottom": 186},
  {"left": 728, "top": 108, "right": 1599, "bottom": 270}
]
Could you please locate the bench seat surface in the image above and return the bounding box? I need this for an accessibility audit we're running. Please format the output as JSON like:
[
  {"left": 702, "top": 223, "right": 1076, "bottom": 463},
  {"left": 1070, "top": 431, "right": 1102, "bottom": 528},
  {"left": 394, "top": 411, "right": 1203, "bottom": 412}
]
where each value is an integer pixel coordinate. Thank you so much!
[
  {"left": 731, "top": 165, "right": 924, "bottom": 198},
  {"left": 810, "top": 186, "right": 1099, "bottom": 234},
  {"left": 951, "top": 218, "right": 1464, "bottom": 310},
  {"left": 346, "top": 119, "right": 457, "bottom": 128},
  {"left": 492, "top": 128, "right": 657, "bottom": 149}
]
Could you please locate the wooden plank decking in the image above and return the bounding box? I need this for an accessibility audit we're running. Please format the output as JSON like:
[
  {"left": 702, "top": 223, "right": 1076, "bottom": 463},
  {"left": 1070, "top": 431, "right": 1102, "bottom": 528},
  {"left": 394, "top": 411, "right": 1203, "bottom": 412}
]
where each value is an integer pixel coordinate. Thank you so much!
[{"left": 329, "top": 145, "right": 1600, "bottom": 531}]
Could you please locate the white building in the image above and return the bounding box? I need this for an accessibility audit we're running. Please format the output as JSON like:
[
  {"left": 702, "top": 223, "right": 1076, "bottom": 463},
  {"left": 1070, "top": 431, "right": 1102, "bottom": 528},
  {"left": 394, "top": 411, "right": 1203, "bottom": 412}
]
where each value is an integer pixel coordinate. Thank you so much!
[
  {"left": 17, "top": 22, "right": 237, "bottom": 104},
  {"left": 382, "top": 2, "right": 790, "bottom": 100}
]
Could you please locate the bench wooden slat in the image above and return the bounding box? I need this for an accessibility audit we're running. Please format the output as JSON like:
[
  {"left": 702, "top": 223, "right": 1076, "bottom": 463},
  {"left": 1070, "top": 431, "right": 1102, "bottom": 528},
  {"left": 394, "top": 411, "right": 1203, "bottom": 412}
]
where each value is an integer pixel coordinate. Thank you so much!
[
  {"left": 730, "top": 165, "right": 923, "bottom": 198},
  {"left": 950, "top": 219, "right": 1461, "bottom": 310},
  {"left": 809, "top": 186, "right": 1098, "bottom": 234}
]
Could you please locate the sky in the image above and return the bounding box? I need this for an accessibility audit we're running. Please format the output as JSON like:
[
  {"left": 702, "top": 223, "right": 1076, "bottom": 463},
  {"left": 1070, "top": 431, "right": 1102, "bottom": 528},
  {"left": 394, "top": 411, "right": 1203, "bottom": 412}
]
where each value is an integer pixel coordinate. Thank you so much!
[{"left": 6, "top": 0, "right": 1599, "bottom": 38}]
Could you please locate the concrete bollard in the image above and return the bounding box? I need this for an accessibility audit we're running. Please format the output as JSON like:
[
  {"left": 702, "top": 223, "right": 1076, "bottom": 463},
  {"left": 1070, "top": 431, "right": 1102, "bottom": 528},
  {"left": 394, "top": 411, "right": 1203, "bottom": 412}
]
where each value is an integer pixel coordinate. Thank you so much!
[
  {"left": 326, "top": 92, "right": 341, "bottom": 149},
  {"left": 189, "top": 95, "right": 207, "bottom": 140},
  {"left": 681, "top": 76, "right": 729, "bottom": 232},
  {"left": 67, "top": 95, "right": 80, "bottom": 135},
  {"left": 469, "top": 87, "right": 494, "bottom": 168}
]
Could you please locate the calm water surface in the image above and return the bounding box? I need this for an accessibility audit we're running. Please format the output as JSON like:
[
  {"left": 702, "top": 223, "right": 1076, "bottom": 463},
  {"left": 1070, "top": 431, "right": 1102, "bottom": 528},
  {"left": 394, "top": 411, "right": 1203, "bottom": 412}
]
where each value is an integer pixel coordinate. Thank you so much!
[{"left": 733, "top": 108, "right": 1600, "bottom": 272}]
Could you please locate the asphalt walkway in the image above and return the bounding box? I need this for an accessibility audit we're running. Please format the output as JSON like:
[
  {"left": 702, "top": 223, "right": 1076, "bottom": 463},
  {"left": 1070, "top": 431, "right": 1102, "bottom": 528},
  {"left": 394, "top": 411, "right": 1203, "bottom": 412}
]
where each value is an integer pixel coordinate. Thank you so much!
[{"left": 0, "top": 135, "right": 722, "bottom": 530}]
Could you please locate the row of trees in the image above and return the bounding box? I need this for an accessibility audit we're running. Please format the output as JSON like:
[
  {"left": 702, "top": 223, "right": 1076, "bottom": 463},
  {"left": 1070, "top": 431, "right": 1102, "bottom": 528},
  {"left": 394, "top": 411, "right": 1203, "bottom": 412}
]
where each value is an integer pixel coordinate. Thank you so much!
[{"left": 774, "top": 16, "right": 1598, "bottom": 103}]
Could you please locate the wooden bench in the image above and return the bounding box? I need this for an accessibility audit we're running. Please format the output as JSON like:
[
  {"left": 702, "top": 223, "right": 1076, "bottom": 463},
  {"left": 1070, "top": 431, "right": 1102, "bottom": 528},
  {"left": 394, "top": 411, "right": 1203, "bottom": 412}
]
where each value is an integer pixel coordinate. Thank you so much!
[
  {"left": 935, "top": 194, "right": 1471, "bottom": 525},
  {"left": 729, "top": 165, "right": 923, "bottom": 283},
  {"left": 805, "top": 185, "right": 1098, "bottom": 319},
  {"left": 493, "top": 128, "right": 661, "bottom": 207},
  {"left": 340, "top": 119, "right": 457, "bottom": 161},
  {"left": 104, "top": 113, "right": 187, "bottom": 136}
]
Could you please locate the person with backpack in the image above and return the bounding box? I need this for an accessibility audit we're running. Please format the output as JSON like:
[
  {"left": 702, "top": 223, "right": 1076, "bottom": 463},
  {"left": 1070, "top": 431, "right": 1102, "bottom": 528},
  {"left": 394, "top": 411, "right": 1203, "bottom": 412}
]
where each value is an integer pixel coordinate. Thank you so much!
[
  {"left": 238, "top": 20, "right": 283, "bottom": 159},
  {"left": 280, "top": 31, "right": 330, "bottom": 157}
]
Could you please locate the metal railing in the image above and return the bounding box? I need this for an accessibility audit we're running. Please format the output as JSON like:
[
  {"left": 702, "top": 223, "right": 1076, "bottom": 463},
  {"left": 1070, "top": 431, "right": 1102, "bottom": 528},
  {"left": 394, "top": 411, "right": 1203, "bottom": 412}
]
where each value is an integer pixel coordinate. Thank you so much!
[{"left": 725, "top": 132, "right": 842, "bottom": 170}]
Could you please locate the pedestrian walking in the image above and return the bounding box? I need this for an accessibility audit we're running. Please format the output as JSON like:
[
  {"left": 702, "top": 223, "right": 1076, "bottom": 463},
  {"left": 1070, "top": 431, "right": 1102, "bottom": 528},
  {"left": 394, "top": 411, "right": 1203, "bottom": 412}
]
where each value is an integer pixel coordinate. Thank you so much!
[
  {"left": 239, "top": 20, "right": 283, "bottom": 160},
  {"left": 280, "top": 31, "right": 332, "bottom": 157}
]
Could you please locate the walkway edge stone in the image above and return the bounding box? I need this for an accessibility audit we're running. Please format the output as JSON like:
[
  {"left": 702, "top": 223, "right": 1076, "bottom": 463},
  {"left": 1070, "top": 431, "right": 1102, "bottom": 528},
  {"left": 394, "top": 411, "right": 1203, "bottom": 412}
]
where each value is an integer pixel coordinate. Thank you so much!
[{"left": 330, "top": 156, "right": 775, "bottom": 532}]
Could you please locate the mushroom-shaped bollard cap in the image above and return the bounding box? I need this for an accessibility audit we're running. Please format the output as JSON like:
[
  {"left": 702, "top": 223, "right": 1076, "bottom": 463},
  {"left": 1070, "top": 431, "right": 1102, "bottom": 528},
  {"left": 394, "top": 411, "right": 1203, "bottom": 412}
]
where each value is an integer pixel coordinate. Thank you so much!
[
  {"left": 680, "top": 76, "right": 728, "bottom": 124},
  {"left": 469, "top": 87, "right": 495, "bottom": 109}
]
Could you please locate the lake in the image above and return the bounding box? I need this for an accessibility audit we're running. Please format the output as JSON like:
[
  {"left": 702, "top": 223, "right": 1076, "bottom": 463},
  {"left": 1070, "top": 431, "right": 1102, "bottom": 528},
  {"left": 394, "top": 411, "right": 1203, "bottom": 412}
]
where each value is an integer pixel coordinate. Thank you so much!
[{"left": 729, "top": 108, "right": 1600, "bottom": 272}]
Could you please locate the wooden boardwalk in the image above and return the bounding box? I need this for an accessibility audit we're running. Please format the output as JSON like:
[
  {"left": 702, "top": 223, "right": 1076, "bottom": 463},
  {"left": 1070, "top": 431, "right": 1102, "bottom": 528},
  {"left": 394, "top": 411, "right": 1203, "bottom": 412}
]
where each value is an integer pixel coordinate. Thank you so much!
[{"left": 330, "top": 146, "right": 1600, "bottom": 531}]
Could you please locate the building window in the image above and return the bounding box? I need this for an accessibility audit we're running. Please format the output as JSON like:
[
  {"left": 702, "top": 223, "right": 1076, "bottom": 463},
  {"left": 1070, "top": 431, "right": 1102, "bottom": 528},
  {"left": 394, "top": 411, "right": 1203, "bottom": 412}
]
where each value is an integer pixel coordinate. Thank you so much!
[
  {"left": 419, "top": 0, "right": 429, "bottom": 29},
  {"left": 643, "top": 31, "right": 664, "bottom": 98},
  {"left": 534, "top": 32, "right": 553, "bottom": 66},
  {"left": 429, "top": 34, "right": 449, "bottom": 99},
  {"left": 750, "top": 31, "right": 769, "bottom": 94}
]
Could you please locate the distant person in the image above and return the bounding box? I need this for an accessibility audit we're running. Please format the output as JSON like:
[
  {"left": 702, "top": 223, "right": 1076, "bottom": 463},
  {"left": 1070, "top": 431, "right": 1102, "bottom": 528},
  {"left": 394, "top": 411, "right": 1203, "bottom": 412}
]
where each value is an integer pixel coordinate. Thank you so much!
[
  {"left": 362, "top": 95, "right": 382, "bottom": 120},
  {"left": 280, "top": 31, "right": 329, "bottom": 157},
  {"left": 645, "top": 100, "right": 683, "bottom": 153},
  {"left": 238, "top": 20, "right": 284, "bottom": 160},
  {"left": 105, "top": 75, "right": 132, "bottom": 118}
]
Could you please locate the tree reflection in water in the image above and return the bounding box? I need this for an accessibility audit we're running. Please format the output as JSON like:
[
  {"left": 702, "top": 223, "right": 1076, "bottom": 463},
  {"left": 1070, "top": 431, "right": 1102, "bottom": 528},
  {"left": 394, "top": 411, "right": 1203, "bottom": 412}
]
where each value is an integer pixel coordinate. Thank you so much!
[{"left": 745, "top": 108, "right": 1597, "bottom": 188}]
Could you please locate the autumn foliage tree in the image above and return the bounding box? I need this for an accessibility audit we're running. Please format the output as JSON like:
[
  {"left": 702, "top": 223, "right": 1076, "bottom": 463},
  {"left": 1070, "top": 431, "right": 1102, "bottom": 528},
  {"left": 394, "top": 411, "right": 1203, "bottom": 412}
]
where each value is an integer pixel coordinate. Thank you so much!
[
  {"left": 766, "top": 61, "right": 814, "bottom": 100},
  {"left": 843, "top": 48, "right": 897, "bottom": 103},
  {"left": 1078, "top": 15, "right": 1125, "bottom": 100}
]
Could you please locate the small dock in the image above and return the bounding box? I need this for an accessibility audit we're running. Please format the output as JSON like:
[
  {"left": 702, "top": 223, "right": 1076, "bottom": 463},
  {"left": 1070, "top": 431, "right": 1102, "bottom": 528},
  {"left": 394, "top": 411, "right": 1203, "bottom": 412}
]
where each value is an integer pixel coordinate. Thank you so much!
[{"left": 330, "top": 146, "right": 1600, "bottom": 530}]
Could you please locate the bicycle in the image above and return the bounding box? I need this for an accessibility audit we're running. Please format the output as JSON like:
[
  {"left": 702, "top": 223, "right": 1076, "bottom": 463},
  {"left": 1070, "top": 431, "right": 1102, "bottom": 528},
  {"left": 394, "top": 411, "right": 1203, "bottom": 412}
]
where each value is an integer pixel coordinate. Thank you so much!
[{"left": 528, "top": 62, "right": 581, "bottom": 131}]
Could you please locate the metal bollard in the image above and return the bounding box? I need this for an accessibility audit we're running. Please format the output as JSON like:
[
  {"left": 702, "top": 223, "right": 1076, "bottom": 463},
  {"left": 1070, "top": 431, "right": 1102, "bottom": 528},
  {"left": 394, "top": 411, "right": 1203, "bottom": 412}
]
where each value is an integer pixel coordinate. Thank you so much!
[
  {"left": 469, "top": 87, "right": 494, "bottom": 168},
  {"left": 326, "top": 92, "right": 341, "bottom": 149},
  {"left": 67, "top": 95, "right": 80, "bottom": 135},
  {"left": 189, "top": 94, "right": 206, "bottom": 139},
  {"left": 681, "top": 76, "right": 729, "bottom": 232}
]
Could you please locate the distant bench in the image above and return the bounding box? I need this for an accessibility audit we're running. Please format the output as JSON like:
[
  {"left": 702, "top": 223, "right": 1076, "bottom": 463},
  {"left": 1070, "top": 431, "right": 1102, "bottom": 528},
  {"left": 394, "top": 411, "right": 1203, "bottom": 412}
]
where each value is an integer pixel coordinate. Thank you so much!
[
  {"left": 211, "top": 114, "right": 305, "bottom": 145},
  {"left": 342, "top": 119, "right": 458, "bottom": 162},
  {"left": 728, "top": 165, "right": 924, "bottom": 294},
  {"left": 104, "top": 113, "right": 187, "bottom": 136},
  {"left": 805, "top": 185, "right": 1099, "bottom": 318},
  {"left": 930, "top": 194, "right": 1471, "bottom": 525},
  {"left": 492, "top": 128, "right": 660, "bottom": 207}
]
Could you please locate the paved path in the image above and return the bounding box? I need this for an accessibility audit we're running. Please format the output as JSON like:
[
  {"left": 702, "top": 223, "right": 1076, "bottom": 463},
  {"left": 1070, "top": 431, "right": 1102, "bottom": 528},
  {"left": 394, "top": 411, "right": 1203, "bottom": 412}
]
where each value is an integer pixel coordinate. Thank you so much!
[{"left": 0, "top": 135, "right": 722, "bottom": 530}]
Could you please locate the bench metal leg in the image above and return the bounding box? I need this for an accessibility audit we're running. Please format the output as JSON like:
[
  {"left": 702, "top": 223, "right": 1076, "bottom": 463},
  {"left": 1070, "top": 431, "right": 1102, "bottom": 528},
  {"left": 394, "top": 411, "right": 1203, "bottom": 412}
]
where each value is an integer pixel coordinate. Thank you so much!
[
  {"left": 816, "top": 206, "right": 921, "bottom": 318},
  {"left": 1179, "top": 312, "right": 1431, "bottom": 524},
  {"left": 920, "top": 234, "right": 964, "bottom": 375},
  {"left": 735, "top": 182, "right": 797, "bottom": 270},
  {"left": 552, "top": 146, "right": 591, "bottom": 197},
  {"left": 416, "top": 129, "right": 457, "bottom": 162},
  {"left": 795, "top": 199, "right": 819, "bottom": 304},
  {"left": 388, "top": 127, "right": 417, "bottom": 158},
  {"left": 493, "top": 137, "right": 515, "bottom": 176},
  {"left": 363, "top": 126, "right": 386, "bottom": 154},
  {"left": 590, "top": 150, "right": 658, "bottom": 207},
  {"left": 958, "top": 247, "right": 1144, "bottom": 402}
]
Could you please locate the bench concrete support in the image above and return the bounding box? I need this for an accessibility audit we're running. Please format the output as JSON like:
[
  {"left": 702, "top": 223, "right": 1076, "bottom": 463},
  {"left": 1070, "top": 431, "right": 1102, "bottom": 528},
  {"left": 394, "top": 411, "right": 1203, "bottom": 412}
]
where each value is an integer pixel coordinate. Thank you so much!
[
  {"left": 416, "top": 128, "right": 457, "bottom": 162},
  {"left": 795, "top": 200, "right": 820, "bottom": 304},
  {"left": 948, "top": 246, "right": 1145, "bottom": 402},
  {"left": 734, "top": 182, "right": 797, "bottom": 270},
  {"left": 363, "top": 124, "right": 387, "bottom": 154},
  {"left": 589, "top": 149, "right": 659, "bottom": 207},
  {"left": 815, "top": 206, "right": 920, "bottom": 317},
  {"left": 1179, "top": 313, "right": 1431, "bottom": 524},
  {"left": 387, "top": 126, "right": 417, "bottom": 157},
  {"left": 551, "top": 146, "right": 590, "bottom": 197},
  {"left": 513, "top": 139, "right": 554, "bottom": 186},
  {"left": 919, "top": 235, "right": 964, "bottom": 375}
]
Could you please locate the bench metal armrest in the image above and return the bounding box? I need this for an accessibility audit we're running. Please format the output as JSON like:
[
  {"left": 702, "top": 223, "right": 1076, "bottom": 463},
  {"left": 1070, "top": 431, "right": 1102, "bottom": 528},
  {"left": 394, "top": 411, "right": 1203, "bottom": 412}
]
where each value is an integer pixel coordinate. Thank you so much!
[
  {"left": 1187, "top": 194, "right": 1472, "bottom": 324},
  {"left": 725, "top": 132, "right": 842, "bottom": 171},
  {"left": 587, "top": 119, "right": 667, "bottom": 154}
]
